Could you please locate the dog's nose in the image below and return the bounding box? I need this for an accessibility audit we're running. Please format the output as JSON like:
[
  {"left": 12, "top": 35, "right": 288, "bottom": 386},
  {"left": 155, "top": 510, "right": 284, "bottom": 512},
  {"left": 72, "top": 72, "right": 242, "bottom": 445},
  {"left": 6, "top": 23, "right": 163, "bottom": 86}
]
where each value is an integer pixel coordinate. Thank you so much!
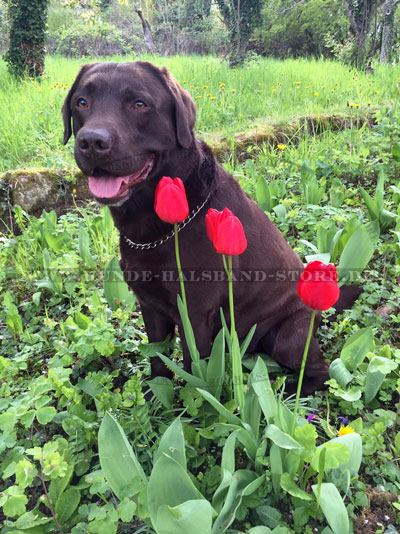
[{"left": 77, "top": 129, "right": 112, "bottom": 156}]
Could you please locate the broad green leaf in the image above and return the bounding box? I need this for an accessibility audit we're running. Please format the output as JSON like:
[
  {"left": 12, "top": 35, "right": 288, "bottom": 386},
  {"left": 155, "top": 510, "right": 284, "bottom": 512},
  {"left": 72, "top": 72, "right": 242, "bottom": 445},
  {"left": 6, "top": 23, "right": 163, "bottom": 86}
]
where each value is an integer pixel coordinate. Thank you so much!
[
  {"left": 206, "top": 329, "right": 225, "bottom": 400},
  {"left": 328, "top": 433, "right": 362, "bottom": 476},
  {"left": 20, "top": 409, "right": 35, "bottom": 428},
  {"left": 329, "top": 359, "right": 353, "bottom": 387},
  {"left": 247, "top": 528, "right": 272, "bottom": 534},
  {"left": 240, "top": 324, "right": 257, "bottom": 358},
  {"left": 78, "top": 226, "right": 95, "bottom": 268},
  {"left": 159, "top": 354, "right": 206, "bottom": 388},
  {"left": 365, "top": 356, "right": 397, "bottom": 403},
  {"left": 196, "top": 389, "right": 242, "bottom": 426},
  {"left": 221, "top": 431, "right": 238, "bottom": 474},
  {"left": 148, "top": 377, "right": 175, "bottom": 409},
  {"left": 334, "top": 386, "right": 362, "bottom": 402},
  {"left": 337, "top": 224, "right": 378, "bottom": 283},
  {"left": 392, "top": 142, "right": 400, "bottom": 161},
  {"left": 243, "top": 381, "right": 262, "bottom": 441},
  {"left": 55, "top": 487, "right": 81, "bottom": 525},
  {"left": 293, "top": 423, "right": 317, "bottom": 462},
  {"left": 177, "top": 295, "right": 200, "bottom": 369},
  {"left": 98, "top": 412, "right": 147, "bottom": 501},
  {"left": 360, "top": 187, "right": 379, "bottom": 220},
  {"left": 256, "top": 505, "right": 282, "bottom": 529},
  {"left": 340, "top": 328, "right": 373, "bottom": 372},
  {"left": 155, "top": 500, "right": 212, "bottom": 534},
  {"left": 256, "top": 177, "right": 272, "bottom": 212},
  {"left": 103, "top": 257, "right": 135, "bottom": 310},
  {"left": 311, "top": 442, "right": 350, "bottom": 473},
  {"left": 365, "top": 371, "right": 385, "bottom": 404},
  {"left": 117, "top": 497, "right": 136, "bottom": 522},
  {"left": 280, "top": 472, "right": 312, "bottom": 501},
  {"left": 147, "top": 453, "right": 205, "bottom": 524},
  {"left": 250, "top": 357, "right": 277, "bottom": 424},
  {"left": 211, "top": 472, "right": 264, "bottom": 533},
  {"left": 49, "top": 462, "right": 74, "bottom": 505},
  {"left": 270, "top": 444, "right": 282, "bottom": 499},
  {"left": 14, "top": 511, "right": 52, "bottom": 529},
  {"left": 36, "top": 406, "right": 57, "bottom": 425},
  {"left": 15, "top": 460, "right": 36, "bottom": 489},
  {"left": 311, "top": 483, "right": 350, "bottom": 534},
  {"left": 273, "top": 204, "right": 286, "bottom": 222},
  {"left": 153, "top": 418, "right": 186, "bottom": 470},
  {"left": 3, "top": 494, "right": 28, "bottom": 518},
  {"left": 0, "top": 412, "right": 17, "bottom": 433},
  {"left": 264, "top": 425, "right": 303, "bottom": 452},
  {"left": 74, "top": 311, "right": 92, "bottom": 330},
  {"left": 367, "top": 355, "right": 397, "bottom": 374}
]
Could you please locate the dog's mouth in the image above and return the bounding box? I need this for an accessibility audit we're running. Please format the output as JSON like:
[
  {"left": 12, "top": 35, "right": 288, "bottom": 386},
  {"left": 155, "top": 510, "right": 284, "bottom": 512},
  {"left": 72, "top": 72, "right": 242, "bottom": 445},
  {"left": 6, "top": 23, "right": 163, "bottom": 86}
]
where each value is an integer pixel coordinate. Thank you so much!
[{"left": 88, "top": 159, "right": 154, "bottom": 201}]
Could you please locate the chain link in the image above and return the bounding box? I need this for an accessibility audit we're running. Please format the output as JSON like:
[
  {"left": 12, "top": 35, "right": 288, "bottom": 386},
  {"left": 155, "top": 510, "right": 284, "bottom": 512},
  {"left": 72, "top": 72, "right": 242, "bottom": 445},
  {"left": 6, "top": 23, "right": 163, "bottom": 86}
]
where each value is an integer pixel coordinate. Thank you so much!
[{"left": 124, "top": 191, "right": 212, "bottom": 250}]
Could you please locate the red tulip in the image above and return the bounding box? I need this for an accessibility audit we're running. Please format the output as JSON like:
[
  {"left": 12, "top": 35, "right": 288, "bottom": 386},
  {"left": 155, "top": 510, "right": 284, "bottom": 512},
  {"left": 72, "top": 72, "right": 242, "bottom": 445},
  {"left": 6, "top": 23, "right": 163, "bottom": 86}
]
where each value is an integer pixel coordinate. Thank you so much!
[
  {"left": 154, "top": 177, "right": 189, "bottom": 223},
  {"left": 205, "top": 207, "right": 247, "bottom": 255},
  {"left": 297, "top": 261, "right": 340, "bottom": 311}
]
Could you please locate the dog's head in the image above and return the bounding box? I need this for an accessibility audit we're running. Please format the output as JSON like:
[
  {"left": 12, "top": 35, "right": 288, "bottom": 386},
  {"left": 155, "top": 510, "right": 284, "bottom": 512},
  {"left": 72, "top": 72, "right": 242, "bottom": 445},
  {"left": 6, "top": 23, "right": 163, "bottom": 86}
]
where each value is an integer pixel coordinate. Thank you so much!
[{"left": 62, "top": 62, "right": 196, "bottom": 206}]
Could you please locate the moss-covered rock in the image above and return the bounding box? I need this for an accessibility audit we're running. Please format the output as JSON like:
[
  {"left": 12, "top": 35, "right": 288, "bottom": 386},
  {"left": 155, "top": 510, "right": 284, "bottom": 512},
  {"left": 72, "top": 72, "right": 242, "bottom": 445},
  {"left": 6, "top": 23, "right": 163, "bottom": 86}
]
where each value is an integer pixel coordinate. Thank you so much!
[{"left": 0, "top": 167, "right": 90, "bottom": 232}]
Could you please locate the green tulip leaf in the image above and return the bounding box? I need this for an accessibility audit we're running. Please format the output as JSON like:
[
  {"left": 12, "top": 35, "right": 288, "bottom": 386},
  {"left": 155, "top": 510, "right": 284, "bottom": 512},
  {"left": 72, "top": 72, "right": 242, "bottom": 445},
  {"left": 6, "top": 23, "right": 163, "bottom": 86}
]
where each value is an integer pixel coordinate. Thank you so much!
[
  {"left": 329, "top": 359, "right": 353, "bottom": 387},
  {"left": 311, "top": 483, "right": 350, "bottom": 534},
  {"left": 340, "top": 327, "right": 373, "bottom": 372},
  {"left": 280, "top": 472, "right": 313, "bottom": 501},
  {"left": 155, "top": 500, "right": 212, "bottom": 534}
]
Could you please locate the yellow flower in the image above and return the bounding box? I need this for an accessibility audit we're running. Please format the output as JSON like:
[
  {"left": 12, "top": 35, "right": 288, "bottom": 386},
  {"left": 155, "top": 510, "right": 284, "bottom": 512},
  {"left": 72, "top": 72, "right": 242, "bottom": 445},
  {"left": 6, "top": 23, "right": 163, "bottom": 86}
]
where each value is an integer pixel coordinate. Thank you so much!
[
  {"left": 367, "top": 101, "right": 372, "bottom": 106},
  {"left": 314, "top": 92, "right": 319, "bottom": 97},
  {"left": 338, "top": 425, "right": 355, "bottom": 437},
  {"left": 231, "top": 89, "right": 236, "bottom": 93},
  {"left": 203, "top": 85, "right": 208, "bottom": 89},
  {"left": 72, "top": 188, "right": 77, "bottom": 194},
  {"left": 375, "top": 90, "right": 379, "bottom": 94},
  {"left": 210, "top": 96, "right": 216, "bottom": 100},
  {"left": 277, "top": 144, "right": 287, "bottom": 150},
  {"left": 183, "top": 80, "right": 187, "bottom": 84}
]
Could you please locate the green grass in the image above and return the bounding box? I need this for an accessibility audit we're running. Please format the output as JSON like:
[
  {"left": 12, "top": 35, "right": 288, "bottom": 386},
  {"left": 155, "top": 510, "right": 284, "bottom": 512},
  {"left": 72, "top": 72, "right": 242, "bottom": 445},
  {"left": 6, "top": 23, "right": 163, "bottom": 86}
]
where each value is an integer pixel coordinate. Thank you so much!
[{"left": 1, "top": 54, "right": 400, "bottom": 172}]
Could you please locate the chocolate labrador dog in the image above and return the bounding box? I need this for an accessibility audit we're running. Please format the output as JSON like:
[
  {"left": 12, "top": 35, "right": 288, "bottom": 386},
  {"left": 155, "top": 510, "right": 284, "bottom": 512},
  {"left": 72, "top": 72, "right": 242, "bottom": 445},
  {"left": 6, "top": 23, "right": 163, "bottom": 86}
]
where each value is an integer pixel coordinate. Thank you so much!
[{"left": 63, "top": 61, "right": 347, "bottom": 393}]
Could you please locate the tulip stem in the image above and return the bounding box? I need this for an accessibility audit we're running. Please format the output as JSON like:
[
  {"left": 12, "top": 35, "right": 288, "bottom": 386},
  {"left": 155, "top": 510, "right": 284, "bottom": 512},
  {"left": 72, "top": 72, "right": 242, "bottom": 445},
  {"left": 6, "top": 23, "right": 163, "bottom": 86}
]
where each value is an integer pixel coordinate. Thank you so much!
[
  {"left": 291, "top": 309, "right": 316, "bottom": 435},
  {"left": 224, "top": 255, "right": 245, "bottom": 416},
  {"left": 174, "top": 223, "right": 187, "bottom": 313},
  {"left": 174, "top": 223, "right": 204, "bottom": 380}
]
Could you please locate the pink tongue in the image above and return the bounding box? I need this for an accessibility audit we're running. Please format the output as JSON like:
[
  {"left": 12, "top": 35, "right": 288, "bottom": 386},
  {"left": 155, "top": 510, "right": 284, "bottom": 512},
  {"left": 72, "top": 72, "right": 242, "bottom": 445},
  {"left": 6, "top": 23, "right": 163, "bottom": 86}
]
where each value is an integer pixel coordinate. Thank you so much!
[{"left": 88, "top": 176, "right": 124, "bottom": 198}]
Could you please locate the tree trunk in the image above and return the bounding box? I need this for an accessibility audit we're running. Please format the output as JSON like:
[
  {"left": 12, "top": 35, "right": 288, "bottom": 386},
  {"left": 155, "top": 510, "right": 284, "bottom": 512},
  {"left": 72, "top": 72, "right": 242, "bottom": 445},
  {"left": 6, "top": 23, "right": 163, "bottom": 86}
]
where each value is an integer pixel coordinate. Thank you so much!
[
  {"left": 380, "top": 0, "right": 399, "bottom": 62},
  {"left": 135, "top": 6, "right": 156, "bottom": 53}
]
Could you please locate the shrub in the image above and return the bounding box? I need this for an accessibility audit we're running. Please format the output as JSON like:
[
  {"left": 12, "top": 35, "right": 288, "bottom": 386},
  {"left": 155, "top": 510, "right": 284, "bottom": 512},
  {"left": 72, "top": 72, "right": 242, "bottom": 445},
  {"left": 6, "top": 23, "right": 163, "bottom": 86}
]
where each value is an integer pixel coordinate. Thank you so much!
[
  {"left": 3, "top": 0, "right": 49, "bottom": 78},
  {"left": 54, "top": 21, "right": 142, "bottom": 58}
]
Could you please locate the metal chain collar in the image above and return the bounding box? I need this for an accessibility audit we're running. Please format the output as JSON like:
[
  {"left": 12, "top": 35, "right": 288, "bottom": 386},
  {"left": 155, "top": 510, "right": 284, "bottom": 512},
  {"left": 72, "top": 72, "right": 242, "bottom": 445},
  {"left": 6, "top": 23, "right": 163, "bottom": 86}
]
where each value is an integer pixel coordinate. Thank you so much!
[{"left": 124, "top": 191, "right": 212, "bottom": 251}]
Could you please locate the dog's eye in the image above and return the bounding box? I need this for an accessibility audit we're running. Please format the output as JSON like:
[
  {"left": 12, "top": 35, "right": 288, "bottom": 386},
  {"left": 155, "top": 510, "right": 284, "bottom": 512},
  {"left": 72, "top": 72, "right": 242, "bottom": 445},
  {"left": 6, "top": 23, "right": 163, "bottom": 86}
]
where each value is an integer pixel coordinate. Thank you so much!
[
  {"left": 133, "top": 100, "right": 146, "bottom": 110},
  {"left": 77, "top": 98, "right": 88, "bottom": 109}
]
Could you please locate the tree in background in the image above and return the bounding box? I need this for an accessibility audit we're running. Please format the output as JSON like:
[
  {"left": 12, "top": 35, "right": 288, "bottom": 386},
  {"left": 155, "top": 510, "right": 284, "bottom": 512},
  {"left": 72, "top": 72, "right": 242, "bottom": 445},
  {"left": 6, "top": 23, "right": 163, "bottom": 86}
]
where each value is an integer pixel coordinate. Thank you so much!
[
  {"left": 257, "top": 0, "right": 348, "bottom": 59},
  {"left": 344, "top": 0, "right": 384, "bottom": 66},
  {"left": 154, "top": 0, "right": 218, "bottom": 55},
  {"left": 4, "top": 0, "right": 49, "bottom": 77},
  {"left": 216, "top": 0, "right": 263, "bottom": 66},
  {"left": 380, "top": 0, "right": 400, "bottom": 62}
]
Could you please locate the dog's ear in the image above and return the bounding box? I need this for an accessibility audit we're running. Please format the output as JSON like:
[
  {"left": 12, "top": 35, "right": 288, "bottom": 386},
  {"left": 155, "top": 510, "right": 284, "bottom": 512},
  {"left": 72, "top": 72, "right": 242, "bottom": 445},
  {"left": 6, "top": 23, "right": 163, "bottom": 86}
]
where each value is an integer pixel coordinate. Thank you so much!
[
  {"left": 62, "top": 64, "right": 95, "bottom": 145},
  {"left": 162, "top": 70, "right": 196, "bottom": 149}
]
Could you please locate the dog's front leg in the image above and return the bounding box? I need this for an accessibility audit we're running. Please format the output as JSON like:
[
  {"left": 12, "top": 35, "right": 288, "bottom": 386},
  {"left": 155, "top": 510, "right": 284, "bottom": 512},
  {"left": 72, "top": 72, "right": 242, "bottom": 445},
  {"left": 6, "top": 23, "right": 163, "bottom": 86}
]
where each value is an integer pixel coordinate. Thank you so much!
[{"left": 140, "top": 303, "right": 176, "bottom": 378}]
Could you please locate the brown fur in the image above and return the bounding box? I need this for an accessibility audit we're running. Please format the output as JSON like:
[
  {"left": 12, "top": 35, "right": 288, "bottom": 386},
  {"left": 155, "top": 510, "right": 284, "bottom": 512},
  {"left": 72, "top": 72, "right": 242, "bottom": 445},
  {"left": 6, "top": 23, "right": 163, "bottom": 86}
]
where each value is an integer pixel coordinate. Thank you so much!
[{"left": 63, "top": 61, "right": 346, "bottom": 393}]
